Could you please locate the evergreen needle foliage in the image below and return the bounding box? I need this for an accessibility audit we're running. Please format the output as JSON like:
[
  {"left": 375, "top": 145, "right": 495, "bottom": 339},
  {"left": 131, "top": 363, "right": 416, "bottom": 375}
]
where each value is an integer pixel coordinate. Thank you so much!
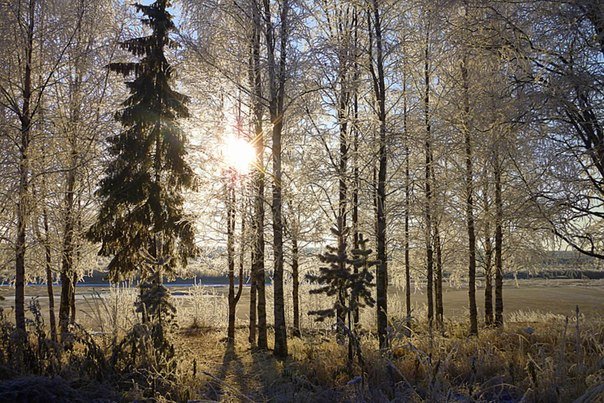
[
  {"left": 87, "top": 0, "right": 195, "bottom": 371},
  {"left": 87, "top": 0, "right": 196, "bottom": 293},
  {"left": 307, "top": 227, "right": 376, "bottom": 364}
]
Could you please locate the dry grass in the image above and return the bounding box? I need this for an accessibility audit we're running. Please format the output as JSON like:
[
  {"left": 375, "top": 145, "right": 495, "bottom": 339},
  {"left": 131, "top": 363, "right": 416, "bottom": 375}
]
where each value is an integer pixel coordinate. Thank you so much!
[
  {"left": 72, "top": 282, "right": 604, "bottom": 401},
  {"left": 1, "top": 282, "right": 603, "bottom": 401},
  {"left": 170, "top": 311, "right": 604, "bottom": 402}
]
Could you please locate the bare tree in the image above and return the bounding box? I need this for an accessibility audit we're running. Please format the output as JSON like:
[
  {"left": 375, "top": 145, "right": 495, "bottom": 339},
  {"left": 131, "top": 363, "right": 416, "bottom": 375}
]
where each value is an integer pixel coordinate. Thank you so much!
[
  {"left": 0, "top": 0, "right": 80, "bottom": 333},
  {"left": 262, "top": 0, "right": 292, "bottom": 358},
  {"left": 367, "top": 0, "right": 388, "bottom": 349},
  {"left": 460, "top": 4, "right": 478, "bottom": 336}
]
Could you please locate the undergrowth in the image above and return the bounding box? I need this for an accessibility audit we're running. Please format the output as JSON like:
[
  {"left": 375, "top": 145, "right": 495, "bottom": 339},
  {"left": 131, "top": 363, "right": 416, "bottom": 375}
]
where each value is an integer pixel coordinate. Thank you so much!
[
  {"left": 285, "top": 315, "right": 604, "bottom": 402},
  {"left": 0, "top": 290, "right": 602, "bottom": 402},
  {"left": 171, "top": 310, "right": 604, "bottom": 402},
  {"left": 0, "top": 297, "right": 190, "bottom": 401}
]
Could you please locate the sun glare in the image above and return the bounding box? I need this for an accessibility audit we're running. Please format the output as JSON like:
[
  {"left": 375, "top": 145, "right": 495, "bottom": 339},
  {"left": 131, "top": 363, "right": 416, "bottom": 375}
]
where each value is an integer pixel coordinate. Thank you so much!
[{"left": 222, "top": 135, "right": 256, "bottom": 175}]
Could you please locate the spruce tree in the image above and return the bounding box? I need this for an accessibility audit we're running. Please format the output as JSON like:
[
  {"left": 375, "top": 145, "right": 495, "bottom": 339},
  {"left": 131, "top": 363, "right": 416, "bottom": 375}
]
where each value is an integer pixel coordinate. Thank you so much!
[
  {"left": 307, "top": 228, "right": 376, "bottom": 366},
  {"left": 87, "top": 0, "right": 195, "bottom": 329}
]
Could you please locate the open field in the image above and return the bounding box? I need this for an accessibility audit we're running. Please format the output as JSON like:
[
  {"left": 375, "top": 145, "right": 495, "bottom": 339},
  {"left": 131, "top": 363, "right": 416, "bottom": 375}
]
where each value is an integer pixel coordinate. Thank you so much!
[
  {"left": 1, "top": 278, "right": 603, "bottom": 401},
  {"left": 174, "top": 322, "right": 604, "bottom": 402},
  {"left": 1, "top": 278, "right": 602, "bottom": 329}
]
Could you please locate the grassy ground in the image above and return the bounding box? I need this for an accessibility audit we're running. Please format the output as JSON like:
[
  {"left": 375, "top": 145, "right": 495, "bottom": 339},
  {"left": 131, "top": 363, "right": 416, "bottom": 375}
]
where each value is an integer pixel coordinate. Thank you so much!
[
  {"left": 172, "top": 317, "right": 604, "bottom": 402},
  {"left": 1, "top": 278, "right": 603, "bottom": 327},
  {"left": 0, "top": 279, "right": 603, "bottom": 401}
]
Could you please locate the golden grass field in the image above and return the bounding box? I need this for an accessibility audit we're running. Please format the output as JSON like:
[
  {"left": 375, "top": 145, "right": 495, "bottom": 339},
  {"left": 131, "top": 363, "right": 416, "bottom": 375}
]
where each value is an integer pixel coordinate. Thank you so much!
[
  {"left": 1, "top": 278, "right": 603, "bottom": 401},
  {"left": 1, "top": 278, "right": 602, "bottom": 327}
]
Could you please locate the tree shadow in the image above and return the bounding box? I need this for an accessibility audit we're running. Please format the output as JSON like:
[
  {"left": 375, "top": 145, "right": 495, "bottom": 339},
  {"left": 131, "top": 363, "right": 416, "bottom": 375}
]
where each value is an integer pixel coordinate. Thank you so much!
[
  {"left": 199, "top": 335, "right": 343, "bottom": 402},
  {"left": 205, "top": 342, "right": 251, "bottom": 401},
  {"left": 249, "top": 347, "right": 282, "bottom": 400}
]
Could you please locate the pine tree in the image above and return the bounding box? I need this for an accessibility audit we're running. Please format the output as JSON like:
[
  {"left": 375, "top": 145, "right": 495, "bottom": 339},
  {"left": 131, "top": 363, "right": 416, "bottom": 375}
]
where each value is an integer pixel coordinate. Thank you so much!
[
  {"left": 307, "top": 228, "right": 376, "bottom": 366},
  {"left": 87, "top": 0, "right": 196, "bottom": 329}
]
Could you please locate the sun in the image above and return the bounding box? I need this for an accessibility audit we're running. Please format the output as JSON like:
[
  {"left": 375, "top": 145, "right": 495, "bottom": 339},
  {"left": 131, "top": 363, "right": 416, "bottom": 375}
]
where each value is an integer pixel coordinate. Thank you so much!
[{"left": 222, "top": 134, "right": 256, "bottom": 175}]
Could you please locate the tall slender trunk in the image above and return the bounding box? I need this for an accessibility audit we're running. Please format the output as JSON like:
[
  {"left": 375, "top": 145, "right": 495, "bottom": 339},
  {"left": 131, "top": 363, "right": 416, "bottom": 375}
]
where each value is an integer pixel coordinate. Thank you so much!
[
  {"left": 35, "top": 2, "right": 56, "bottom": 342},
  {"left": 264, "top": 0, "right": 290, "bottom": 358},
  {"left": 336, "top": 72, "right": 349, "bottom": 341},
  {"left": 61, "top": 23, "right": 86, "bottom": 334},
  {"left": 462, "top": 49, "right": 478, "bottom": 336},
  {"left": 368, "top": 0, "right": 388, "bottom": 349},
  {"left": 70, "top": 271, "right": 77, "bottom": 324},
  {"left": 429, "top": 104, "right": 443, "bottom": 330},
  {"left": 423, "top": 23, "right": 434, "bottom": 330},
  {"left": 15, "top": 0, "right": 37, "bottom": 334},
  {"left": 58, "top": 261, "right": 73, "bottom": 337},
  {"left": 402, "top": 47, "right": 411, "bottom": 325},
  {"left": 252, "top": 150, "right": 266, "bottom": 349},
  {"left": 32, "top": 180, "right": 57, "bottom": 343},
  {"left": 227, "top": 184, "right": 236, "bottom": 343},
  {"left": 483, "top": 185, "right": 494, "bottom": 326},
  {"left": 484, "top": 236, "right": 494, "bottom": 325},
  {"left": 249, "top": 251, "right": 257, "bottom": 344},
  {"left": 434, "top": 226, "right": 443, "bottom": 329},
  {"left": 351, "top": 7, "right": 361, "bottom": 327},
  {"left": 42, "top": 209, "right": 57, "bottom": 342},
  {"left": 494, "top": 146, "right": 504, "bottom": 327},
  {"left": 291, "top": 230, "right": 300, "bottom": 337},
  {"left": 35, "top": 43, "right": 57, "bottom": 341},
  {"left": 228, "top": 195, "right": 246, "bottom": 341},
  {"left": 352, "top": 101, "right": 360, "bottom": 325},
  {"left": 249, "top": 2, "right": 266, "bottom": 348},
  {"left": 271, "top": 117, "right": 287, "bottom": 357},
  {"left": 237, "top": 203, "right": 245, "bottom": 308},
  {"left": 59, "top": 133, "right": 78, "bottom": 339}
]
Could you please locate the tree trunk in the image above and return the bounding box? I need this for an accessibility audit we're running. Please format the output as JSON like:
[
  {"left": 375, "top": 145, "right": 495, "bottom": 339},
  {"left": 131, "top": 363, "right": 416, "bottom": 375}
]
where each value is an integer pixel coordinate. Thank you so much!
[
  {"left": 70, "top": 271, "right": 77, "bottom": 324},
  {"left": 494, "top": 147, "right": 504, "bottom": 327},
  {"left": 237, "top": 203, "right": 245, "bottom": 307},
  {"left": 351, "top": 129, "right": 360, "bottom": 325},
  {"left": 271, "top": 118, "right": 287, "bottom": 358},
  {"left": 59, "top": 271, "right": 73, "bottom": 337},
  {"left": 434, "top": 226, "right": 443, "bottom": 329},
  {"left": 336, "top": 71, "right": 349, "bottom": 343},
  {"left": 248, "top": 258, "right": 257, "bottom": 345},
  {"left": 368, "top": 0, "right": 388, "bottom": 350},
  {"left": 227, "top": 184, "right": 236, "bottom": 343},
  {"left": 42, "top": 208, "right": 57, "bottom": 342},
  {"left": 15, "top": 0, "right": 36, "bottom": 335},
  {"left": 32, "top": 181, "right": 57, "bottom": 343},
  {"left": 33, "top": 6, "right": 55, "bottom": 340},
  {"left": 461, "top": 49, "right": 478, "bottom": 336},
  {"left": 291, "top": 229, "right": 300, "bottom": 337},
  {"left": 429, "top": 93, "right": 443, "bottom": 330},
  {"left": 351, "top": 6, "right": 361, "bottom": 327},
  {"left": 263, "top": 0, "right": 290, "bottom": 358},
  {"left": 228, "top": 188, "right": 246, "bottom": 343},
  {"left": 484, "top": 236, "right": 494, "bottom": 326},
  {"left": 248, "top": 2, "right": 266, "bottom": 348},
  {"left": 59, "top": 149, "right": 77, "bottom": 339},
  {"left": 14, "top": 71, "right": 29, "bottom": 335},
  {"left": 60, "top": 32, "right": 86, "bottom": 335},
  {"left": 252, "top": 161, "right": 267, "bottom": 349},
  {"left": 352, "top": 106, "right": 360, "bottom": 325},
  {"left": 483, "top": 188, "right": 494, "bottom": 326},
  {"left": 403, "top": 48, "right": 411, "bottom": 326},
  {"left": 423, "top": 23, "right": 434, "bottom": 331}
]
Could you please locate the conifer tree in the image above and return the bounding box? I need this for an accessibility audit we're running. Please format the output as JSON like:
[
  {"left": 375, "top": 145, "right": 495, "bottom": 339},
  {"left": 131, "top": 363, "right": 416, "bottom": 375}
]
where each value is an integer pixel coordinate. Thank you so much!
[
  {"left": 307, "top": 228, "right": 376, "bottom": 365},
  {"left": 87, "top": 0, "right": 196, "bottom": 330}
]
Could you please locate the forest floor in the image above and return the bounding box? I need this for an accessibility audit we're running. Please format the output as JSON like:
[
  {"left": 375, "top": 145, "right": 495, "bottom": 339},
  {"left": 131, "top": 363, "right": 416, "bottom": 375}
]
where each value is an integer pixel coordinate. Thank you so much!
[
  {"left": 0, "top": 279, "right": 603, "bottom": 401},
  {"left": 170, "top": 279, "right": 604, "bottom": 401},
  {"left": 1, "top": 278, "right": 603, "bottom": 327},
  {"left": 173, "top": 318, "right": 604, "bottom": 402}
]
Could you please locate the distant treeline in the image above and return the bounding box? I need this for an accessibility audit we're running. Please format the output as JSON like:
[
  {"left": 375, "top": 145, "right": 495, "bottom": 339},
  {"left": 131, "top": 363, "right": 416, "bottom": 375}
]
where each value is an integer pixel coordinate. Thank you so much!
[
  {"left": 77, "top": 271, "right": 240, "bottom": 286},
  {"left": 504, "top": 270, "right": 604, "bottom": 280}
]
